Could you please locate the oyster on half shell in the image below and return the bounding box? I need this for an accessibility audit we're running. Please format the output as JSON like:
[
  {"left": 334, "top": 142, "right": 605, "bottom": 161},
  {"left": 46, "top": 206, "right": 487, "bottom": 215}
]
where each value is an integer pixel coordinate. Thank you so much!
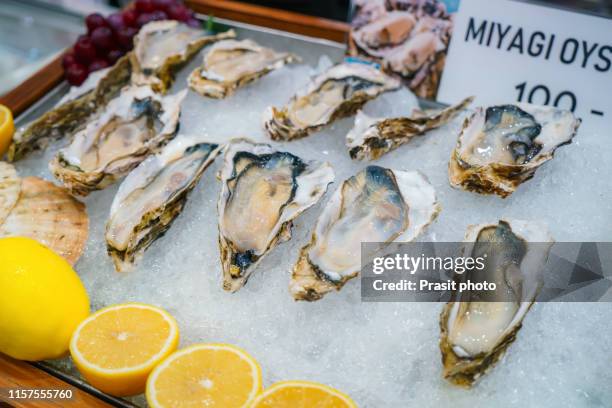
[
  {"left": 347, "top": 96, "right": 473, "bottom": 160},
  {"left": 290, "top": 165, "right": 440, "bottom": 301},
  {"left": 218, "top": 139, "right": 334, "bottom": 292},
  {"left": 449, "top": 103, "right": 580, "bottom": 198},
  {"left": 8, "top": 55, "right": 131, "bottom": 162},
  {"left": 131, "top": 20, "right": 236, "bottom": 93},
  {"left": 188, "top": 39, "right": 298, "bottom": 98},
  {"left": 263, "top": 61, "right": 400, "bottom": 141},
  {"left": 106, "top": 135, "right": 220, "bottom": 272},
  {"left": 439, "top": 219, "right": 554, "bottom": 387},
  {"left": 50, "top": 86, "right": 186, "bottom": 196}
]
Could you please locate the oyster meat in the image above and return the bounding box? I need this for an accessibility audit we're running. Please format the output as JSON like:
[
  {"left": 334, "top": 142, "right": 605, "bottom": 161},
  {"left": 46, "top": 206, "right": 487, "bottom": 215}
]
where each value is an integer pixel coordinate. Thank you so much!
[
  {"left": 106, "top": 135, "right": 220, "bottom": 272},
  {"left": 131, "top": 20, "right": 236, "bottom": 93},
  {"left": 50, "top": 86, "right": 186, "bottom": 196},
  {"left": 449, "top": 104, "right": 581, "bottom": 198},
  {"left": 0, "top": 162, "right": 21, "bottom": 225},
  {"left": 263, "top": 61, "right": 400, "bottom": 141},
  {"left": 218, "top": 139, "right": 334, "bottom": 292},
  {"left": 8, "top": 55, "right": 131, "bottom": 162},
  {"left": 349, "top": 1, "right": 452, "bottom": 98},
  {"left": 347, "top": 96, "right": 473, "bottom": 160},
  {"left": 188, "top": 39, "right": 298, "bottom": 98},
  {"left": 290, "top": 165, "right": 440, "bottom": 301},
  {"left": 439, "top": 219, "right": 554, "bottom": 387},
  {"left": 0, "top": 176, "right": 89, "bottom": 265}
]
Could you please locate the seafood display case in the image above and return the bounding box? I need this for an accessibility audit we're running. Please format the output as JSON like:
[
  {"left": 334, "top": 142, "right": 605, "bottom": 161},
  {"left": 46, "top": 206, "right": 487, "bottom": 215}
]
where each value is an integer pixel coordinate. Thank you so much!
[{"left": 2, "top": 1, "right": 611, "bottom": 408}]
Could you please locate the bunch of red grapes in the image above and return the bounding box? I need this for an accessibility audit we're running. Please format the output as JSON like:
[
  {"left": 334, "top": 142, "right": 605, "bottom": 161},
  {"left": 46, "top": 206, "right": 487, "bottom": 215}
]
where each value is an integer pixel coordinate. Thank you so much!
[{"left": 63, "top": 0, "right": 199, "bottom": 86}]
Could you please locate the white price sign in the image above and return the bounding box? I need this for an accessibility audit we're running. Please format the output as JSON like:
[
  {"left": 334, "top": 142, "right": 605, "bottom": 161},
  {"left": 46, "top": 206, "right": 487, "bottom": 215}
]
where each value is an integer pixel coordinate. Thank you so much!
[{"left": 437, "top": 0, "right": 612, "bottom": 132}]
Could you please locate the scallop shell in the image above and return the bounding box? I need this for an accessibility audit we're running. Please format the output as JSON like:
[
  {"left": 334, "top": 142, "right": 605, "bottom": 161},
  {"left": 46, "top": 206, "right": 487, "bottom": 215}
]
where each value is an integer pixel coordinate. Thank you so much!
[
  {"left": 0, "top": 177, "right": 89, "bottom": 265},
  {"left": 0, "top": 162, "right": 21, "bottom": 226}
]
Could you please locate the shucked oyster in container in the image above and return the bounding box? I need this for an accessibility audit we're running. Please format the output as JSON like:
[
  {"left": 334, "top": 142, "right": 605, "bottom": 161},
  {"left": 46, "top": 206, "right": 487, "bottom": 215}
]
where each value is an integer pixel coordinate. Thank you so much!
[
  {"left": 106, "top": 135, "right": 220, "bottom": 272},
  {"left": 188, "top": 39, "right": 298, "bottom": 98},
  {"left": 218, "top": 139, "right": 334, "bottom": 292},
  {"left": 347, "top": 96, "right": 473, "bottom": 161},
  {"left": 263, "top": 61, "right": 400, "bottom": 141},
  {"left": 290, "top": 165, "right": 440, "bottom": 301},
  {"left": 439, "top": 219, "right": 554, "bottom": 387},
  {"left": 50, "top": 86, "right": 186, "bottom": 196},
  {"left": 131, "top": 20, "right": 236, "bottom": 93},
  {"left": 449, "top": 104, "right": 581, "bottom": 198},
  {"left": 8, "top": 56, "right": 131, "bottom": 162}
]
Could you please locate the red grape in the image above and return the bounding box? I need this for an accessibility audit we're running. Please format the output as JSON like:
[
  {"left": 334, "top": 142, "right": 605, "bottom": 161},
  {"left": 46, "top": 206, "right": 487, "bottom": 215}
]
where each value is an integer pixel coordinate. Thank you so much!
[
  {"left": 91, "top": 26, "right": 115, "bottom": 51},
  {"left": 85, "top": 13, "right": 108, "bottom": 34},
  {"left": 107, "top": 49, "right": 125, "bottom": 64},
  {"left": 167, "top": 4, "right": 190, "bottom": 21},
  {"left": 117, "top": 26, "right": 138, "bottom": 50},
  {"left": 152, "top": 0, "right": 176, "bottom": 11},
  {"left": 186, "top": 18, "right": 201, "bottom": 28},
  {"left": 88, "top": 59, "right": 110, "bottom": 73},
  {"left": 122, "top": 9, "right": 139, "bottom": 27},
  {"left": 135, "top": 0, "right": 154, "bottom": 13},
  {"left": 136, "top": 11, "right": 168, "bottom": 27},
  {"left": 74, "top": 36, "right": 98, "bottom": 64},
  {"left": 62, "top": 52, "right": 77, "bottom": 69},
  {"left": 65, "top": 63, "right": 88, "bottom": 86},
  {"left": 150, "top": 10, "right": 168, "bottom": 20},
  {"left": 107, "top": 12, "right": 125, "bottom": 32}
]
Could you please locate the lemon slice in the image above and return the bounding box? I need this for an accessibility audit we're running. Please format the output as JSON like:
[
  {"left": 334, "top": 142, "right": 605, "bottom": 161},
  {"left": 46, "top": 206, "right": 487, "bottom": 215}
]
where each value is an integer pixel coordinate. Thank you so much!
[
  {"left": 146, "top": 343, "right": 262, "bottom": 408},
  {"left": 251, "top": 380, "right": 357, "bottom": 408},
  {"left": 0, "top": 104, "right": 14, "bottom": 157},
  {"left": 69, "top": 303, "right": 179, "bottom": 397}
]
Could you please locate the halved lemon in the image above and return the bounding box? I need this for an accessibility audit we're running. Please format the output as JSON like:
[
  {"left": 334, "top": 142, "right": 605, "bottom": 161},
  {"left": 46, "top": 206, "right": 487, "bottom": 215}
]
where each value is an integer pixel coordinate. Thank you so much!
[
  {"left": 146, "top": 343, "right": 262, "bottom": 408},
  {"left": 251, "top": 380, "right": 357, "bottom": 408},
  {"left": 0, "top": 104, "right": 14, "bottom": 157},
  {"left": 69, "top": 303, "right": 179, "bottom": 397}
]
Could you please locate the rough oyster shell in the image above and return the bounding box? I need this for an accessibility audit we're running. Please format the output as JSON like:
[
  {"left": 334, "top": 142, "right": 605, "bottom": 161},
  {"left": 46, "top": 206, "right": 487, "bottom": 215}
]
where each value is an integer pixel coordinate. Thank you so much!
[
  {"left": 449, "top": 104, "right": 581, "bottom": 198},
  {"left": 131, "top": 20, "right": 236, "bottom": 93},
  {"left": 49, "top": 86, "right": 186, "bottom": 196},
  {"left": 439, "top": 219, "right": 554, "bottom": 387},
  {"left": 106, "top": 135, "right": 220, "bottom": 272},
  {"left": 8, "top": 55, "right": 131, "bottom": 162},
  {"left": 188, "top": 39, "right": 298, "bottom": 98},
  {"left": 0, "top": 162, "right": 21, "bottom": 225},
  {"left": 290, "top": 166, "right": 440, "bottom": 301},
  {"left": 218, "top": 139, "right": 334, "bottom": 292},
  {"left": 347, "top": 96, "right": 473, "bottom": 160},
  {"left": 0, "top": 177, "right": 88, "bottom": 265},
  {"left": 263, "top": 61, "right": 400, "bottom": 141}
]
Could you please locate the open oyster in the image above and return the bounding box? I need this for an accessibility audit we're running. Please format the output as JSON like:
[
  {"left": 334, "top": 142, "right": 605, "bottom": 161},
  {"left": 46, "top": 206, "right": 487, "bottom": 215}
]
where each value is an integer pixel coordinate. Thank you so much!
[
  {"left": 439, "top": 219, "right": 554, "bottom": 387},
  {"left": 449, "top": 104, "right": 580, "bottom": 198},
  {"left": 106, "top": 135, "right": 220, "bottom": 272},
  {"left": 8, "top": 55, "right": 131, "bottom": 162},
  {"left": 218, "top": 139, "right": 334, "bottom": 292},
  {"left": 263, "top": 61, "right": 400, "bottom": 141},
  {"left": 347, "top": 96, "right": 473, "bottom": 160},
  {"left": 290, "top": 166, "right": 440, "bottom": 301},
  {"left": 0, "top": 177, "right": 89, "bottom": 265},
  {"left": 0, "top": 162, "right": 21, "bottom": 225},
  {"left": 348, "top": 1, "right": 452, "bottom": 98},
  {"left": 188, "top": 39, "right": 298, "bottom": 98},
  {"left": 131, "top": 20, "right": 236, "bottom": 93},
  {"left": 50, "top": 86, "right": 186, "bottom": 196}
]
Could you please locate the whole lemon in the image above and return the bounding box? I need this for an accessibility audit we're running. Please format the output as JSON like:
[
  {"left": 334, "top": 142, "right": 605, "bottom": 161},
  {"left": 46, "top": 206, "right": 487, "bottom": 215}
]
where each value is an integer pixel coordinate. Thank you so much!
[{"left": 0, "top": 237, "right": 90, "bottom": 361}]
